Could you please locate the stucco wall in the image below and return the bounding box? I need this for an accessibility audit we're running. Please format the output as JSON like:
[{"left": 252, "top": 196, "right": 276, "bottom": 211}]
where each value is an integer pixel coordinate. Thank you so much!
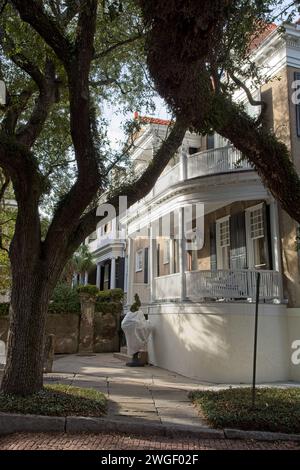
[
  {"left": 147, "top": 302, "right": 290, "bottom": 383},
  {"left": 287, "top": 308, "right": 300, "bottom": 381},
  {"left": 0, "top": 314, "right": 80, "bottom": 355}
]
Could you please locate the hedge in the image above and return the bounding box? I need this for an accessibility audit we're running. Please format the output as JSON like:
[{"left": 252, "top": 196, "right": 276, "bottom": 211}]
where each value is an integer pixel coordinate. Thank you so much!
[
  {"left": 48, "top": 283, "right": 81, "bottom": 314},
  {"left": 0, "top": 303, "right": 9, "bottom": 316},
  {"left": 97, "top": 288, "right": 124, "bottom": 303}
]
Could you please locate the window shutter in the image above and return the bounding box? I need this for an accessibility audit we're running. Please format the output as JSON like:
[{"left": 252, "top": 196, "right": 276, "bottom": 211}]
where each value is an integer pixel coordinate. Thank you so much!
[
  {"left": 210, "top": 223, "right": 217, "bottom": 271},
  {"left": 295, "top": 72, "right": 300, "bottom": 137},
  {"left": 230, "top": 212, "right": 247, "bottom": 269},
  {"left": 144, "top": 248, "right": 149, "bottom": 284},
  {"left": 116, "top": 257, "right": 125, "bottom": 289}
]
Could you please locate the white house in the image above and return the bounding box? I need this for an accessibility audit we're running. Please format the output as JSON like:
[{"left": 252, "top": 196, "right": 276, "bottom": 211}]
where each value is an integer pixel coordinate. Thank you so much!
[{"left": 88, "top": 23, "right": 300, "bottom": 384}]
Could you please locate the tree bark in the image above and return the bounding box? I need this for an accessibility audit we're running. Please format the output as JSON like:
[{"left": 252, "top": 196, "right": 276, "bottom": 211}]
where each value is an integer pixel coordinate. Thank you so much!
[{"left": 1, "top": 267, "right": 52, "bottom": 395}]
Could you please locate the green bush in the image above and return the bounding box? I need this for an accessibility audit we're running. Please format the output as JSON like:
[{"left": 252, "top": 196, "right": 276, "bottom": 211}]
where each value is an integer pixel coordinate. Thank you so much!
[
  {"left": 77, "top": 284, "right": 99, "bottom": 297},
  {"left": 97, "top": 288, "right": 124, "bottom": 303},
  {"left": 0, "top": 384, "right": 107, "bottom": 417},
  {"left": 190, "top": 387, "right": 300, "bottom": 434},
  {"left": 48, "top": 283, "right": 81, "bottom": 314},
  {"left": 0, "top": 303, "right": 9, "bottom": 316},
  {"left": 96, "top": 301, "right": 123, "bottom": 314}
]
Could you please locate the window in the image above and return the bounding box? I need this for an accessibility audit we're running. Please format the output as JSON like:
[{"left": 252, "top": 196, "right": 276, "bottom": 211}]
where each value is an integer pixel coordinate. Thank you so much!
[
  {"left": 188, "top": 147, "right": 199, "bottom": 155},
  {"left": 216, "top": 216, "right": 230, "bottom": 269},
  {"left": 135, "top": 249, "right": 143, "bottom": 272},
  {"left": 104, "top": 221, "right": 112, "bottom": 234},
  {"left": 163, "top": 239, "right": 170, "bottom": 264},
  {"left": 246, "top": 204, "right": 267, "bottom": 269}
]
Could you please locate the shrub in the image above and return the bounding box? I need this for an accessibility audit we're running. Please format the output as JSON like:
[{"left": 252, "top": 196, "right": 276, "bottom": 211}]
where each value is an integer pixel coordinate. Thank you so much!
[
  {"left": 96, "top": 301, "right": 123, "bottom": 314},
  {"left": 48, "top": 283, "right": 81, "bottom": 314},
  {"left": 77, "top": 284, "right": 99, "bottom": 297},
  {"left": 97, "top": 288, "right": 124, "bottom": 303},
  {"left": 0, "top": 303, "right": 9, "bottom": 316}
]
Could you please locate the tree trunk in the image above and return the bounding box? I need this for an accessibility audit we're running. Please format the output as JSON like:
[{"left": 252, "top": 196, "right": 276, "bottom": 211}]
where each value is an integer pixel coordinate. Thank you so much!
[{"left": 1, "top": 266, "right": 52, "bottom": 395}]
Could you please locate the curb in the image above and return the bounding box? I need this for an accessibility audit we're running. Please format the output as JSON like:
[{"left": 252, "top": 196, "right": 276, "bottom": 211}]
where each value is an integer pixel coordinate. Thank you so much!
[{"left": 0, "top": 413, "right": 300, "bottom": 442}]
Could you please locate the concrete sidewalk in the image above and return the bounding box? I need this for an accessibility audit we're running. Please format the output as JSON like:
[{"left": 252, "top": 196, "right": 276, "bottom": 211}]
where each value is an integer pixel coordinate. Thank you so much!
[{"left": 44, "top": 353, "right": 211, "bottom": 430}]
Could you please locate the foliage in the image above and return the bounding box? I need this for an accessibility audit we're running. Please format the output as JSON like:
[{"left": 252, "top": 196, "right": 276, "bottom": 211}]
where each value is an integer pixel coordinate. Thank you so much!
[
  {"left": 96, "top": 301, "right": 122, "bottom": 314},
  {"left": 130, "top": 293, "right": 141, "bottom": 312},
  {"left": 77, "top": 284, "right": 100, "bottom": 297},
  {"left": 0, "top": 302, "right": 9, "bottom": 316},
  {"left": 0, "top": 384, "right": 107, "bottom": 416},
  {"left": 97, "top": 288, "right": 124, "bottom": 303},
  {"left": 62, "top": 244, "right": 95, "bottom": 285},
  {"left": 48, "top": 283, "right": 80, "bottom": 314},
  {"left": 190, "top": 387, "right": 300, "bottom": 434}
]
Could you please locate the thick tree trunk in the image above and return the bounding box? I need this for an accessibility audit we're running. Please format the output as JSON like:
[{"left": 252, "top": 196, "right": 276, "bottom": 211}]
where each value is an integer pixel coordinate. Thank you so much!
[{"left": 1, "top": 266, "right": 53, "bottom": 395}]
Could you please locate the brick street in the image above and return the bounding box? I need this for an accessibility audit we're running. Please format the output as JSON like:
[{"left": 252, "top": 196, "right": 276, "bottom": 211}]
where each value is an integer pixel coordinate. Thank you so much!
[{"left": 0, "top": 432, "right": 299, "bottom": 450}]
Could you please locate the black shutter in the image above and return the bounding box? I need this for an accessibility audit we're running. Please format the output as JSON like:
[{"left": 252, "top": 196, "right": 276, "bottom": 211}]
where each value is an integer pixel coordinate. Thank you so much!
[
  {"left": 230, "top": 212, "right": 247, "bottom": 269},
  {"left": 210, "top": 223, "right": 217, "bottom": 271},
  {"left": 116, "top": 257, "right": 125, "bottom": 289},
  {"left": 295, "top": 72, "right": 300, "bottom": 137},
  {"left": 144, "top": 247, "right": 149, "bottom": 284}
]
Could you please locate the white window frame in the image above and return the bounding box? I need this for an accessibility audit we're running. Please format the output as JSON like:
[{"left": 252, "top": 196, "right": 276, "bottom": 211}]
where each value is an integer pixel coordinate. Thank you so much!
[
  {"left": 216, "top": 215, "right": 230, "bottom": 270},
  {"left": 135, "top": 249, "right": 143, "bottom": 272},
  {"left": 245, "top": 203, "right": 265, "bottom": 269}
]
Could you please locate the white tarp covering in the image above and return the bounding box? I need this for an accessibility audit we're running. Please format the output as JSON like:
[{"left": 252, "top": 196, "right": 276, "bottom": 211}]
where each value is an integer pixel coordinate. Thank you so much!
[{"left": 121, "top": 309, "right": 151, "bottom": 356}]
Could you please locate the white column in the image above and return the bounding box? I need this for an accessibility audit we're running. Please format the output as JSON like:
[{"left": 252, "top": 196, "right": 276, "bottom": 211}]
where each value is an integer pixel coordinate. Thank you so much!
[
  {"left": 84, "top": 271, "right": 88, "bottom": 285},
  {"left": 178, "top": 207, "right": 187, "bottom": 300},
  {"left": 269, "top": 200, "right": 283, "bottom": 300},
  {"left": 110, "top": 257, "right": 116, "bottom": 289},
  {"left": 149, "top": 224, "right": 157, "bottom": 302},
  {"left": 127, "top": 237, "right": 134, "bottom": 305},
  {"left": 96, "top": 263, "right": 101, "bottom": 289}
]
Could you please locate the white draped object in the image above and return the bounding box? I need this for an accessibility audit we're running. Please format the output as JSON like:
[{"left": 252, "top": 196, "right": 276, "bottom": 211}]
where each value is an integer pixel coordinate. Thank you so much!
[{"left": 121, "top": 309, "right": 151, "bottom": 356}]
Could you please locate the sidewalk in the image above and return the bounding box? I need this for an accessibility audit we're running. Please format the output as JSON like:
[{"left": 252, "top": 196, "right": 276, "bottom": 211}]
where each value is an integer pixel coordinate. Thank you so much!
[{"left": 45, "top": 353, "right": 211, "bottom": 430}]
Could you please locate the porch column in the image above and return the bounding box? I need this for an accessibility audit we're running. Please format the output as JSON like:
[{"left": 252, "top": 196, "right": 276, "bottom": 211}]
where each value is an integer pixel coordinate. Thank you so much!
[
  {"left": 180, "top": 145, "right": 188, "bottom": 181},
  {"left": 110, "top": 257, "right": 116, "bottom": 289},
  {"left": 178, "top": 207, "right": 187, "bottom": 300},
  {"left": 96, "top": 263, "right": 101, "bottom": 289},
  {"left": 149, "top": 224, "right": 157, "bottom": 302},
  {"left": 84, "top": 271, "right": 88, "bottom": 285},
  {"left": 269, "top": 200, "right": 283, "bottom": 299},
  {"left": 127, "top": 236, "right": 134, "bottom": 305}
]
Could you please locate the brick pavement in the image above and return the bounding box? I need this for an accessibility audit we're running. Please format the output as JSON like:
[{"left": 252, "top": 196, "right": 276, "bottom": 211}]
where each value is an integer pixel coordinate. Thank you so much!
[{"left": 0, "top": 432, "right": 299, "bottom": 450}]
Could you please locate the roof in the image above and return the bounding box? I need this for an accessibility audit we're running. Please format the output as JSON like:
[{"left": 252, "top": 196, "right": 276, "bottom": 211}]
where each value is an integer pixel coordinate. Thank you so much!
[
  {"left": 249, "top": 23, "right": 277, "bottom": 50},
  {"left": 134, "top": 112, "right": 171, "bottom": 126}
]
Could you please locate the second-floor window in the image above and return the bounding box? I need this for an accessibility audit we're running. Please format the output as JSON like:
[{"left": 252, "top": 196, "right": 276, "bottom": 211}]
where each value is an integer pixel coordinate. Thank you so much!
[
  {"left": 216, "top": 216, "right": 230, "bottom": 269},
  {"left": 135, "top": 249, "right": 143, "bottom": 272}
]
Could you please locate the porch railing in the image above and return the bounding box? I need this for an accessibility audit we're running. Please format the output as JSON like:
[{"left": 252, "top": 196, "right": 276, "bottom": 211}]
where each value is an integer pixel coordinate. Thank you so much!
[
  {"left": 187, "top": 146, "right": 252, "bottom": 179},
  {"left": 185, "top": 269, "right": 281, "bottom": 301},
  {"left": 155, "top": 273, "right": 181, "bottom": 300}
]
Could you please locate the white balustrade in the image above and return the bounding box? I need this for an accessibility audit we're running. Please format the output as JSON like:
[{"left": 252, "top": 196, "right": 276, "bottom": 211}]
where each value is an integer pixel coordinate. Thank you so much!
[
  {"left": 154, "top": 273, "right": 181, "bottom": 300},
  {"left": 187, "top": 146, "right": 252, "bottom": 179},
  {"left": 153, "top": 163, "right": 181, "bottom": 196},
  {"left": 185, "top": 269, "right": 281, "bottom": 301}
]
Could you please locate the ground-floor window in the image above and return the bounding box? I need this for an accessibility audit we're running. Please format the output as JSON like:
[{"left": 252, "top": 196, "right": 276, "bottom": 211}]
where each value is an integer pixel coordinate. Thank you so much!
[{"left": 216, "top": 215, "right": 230, "bottom": 269}]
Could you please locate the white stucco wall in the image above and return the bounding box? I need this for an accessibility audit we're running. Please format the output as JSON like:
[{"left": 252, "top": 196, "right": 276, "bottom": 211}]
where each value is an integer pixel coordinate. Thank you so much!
[
  {"left": 287, "top": 308, "right": 300, "bottom": 381},
  {"left": 147, "top": 302, "right": 290, "bottom": 383}
]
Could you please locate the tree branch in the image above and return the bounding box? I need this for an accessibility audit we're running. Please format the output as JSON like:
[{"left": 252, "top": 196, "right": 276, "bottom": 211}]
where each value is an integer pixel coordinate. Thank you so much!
[
  {"left": 93, "top": 33, "right": 142, "bottom": 60},
  {"left": 229, "top": 72, "right": 267, "bottom": 125},
  {"left": 11, "top": 0, "right": 72, "bottom": 65}
]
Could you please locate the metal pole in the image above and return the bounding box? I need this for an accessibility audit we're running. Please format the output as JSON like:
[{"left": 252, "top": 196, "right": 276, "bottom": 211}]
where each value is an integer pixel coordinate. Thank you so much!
[{"left": 252, "top": 271, "right": 261, "bottom": 408}]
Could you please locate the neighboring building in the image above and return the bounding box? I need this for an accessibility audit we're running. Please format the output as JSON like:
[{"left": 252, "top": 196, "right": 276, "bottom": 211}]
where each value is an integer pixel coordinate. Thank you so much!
[{"left": 88, "top": 23, "right": 300, "bottom": 383}]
